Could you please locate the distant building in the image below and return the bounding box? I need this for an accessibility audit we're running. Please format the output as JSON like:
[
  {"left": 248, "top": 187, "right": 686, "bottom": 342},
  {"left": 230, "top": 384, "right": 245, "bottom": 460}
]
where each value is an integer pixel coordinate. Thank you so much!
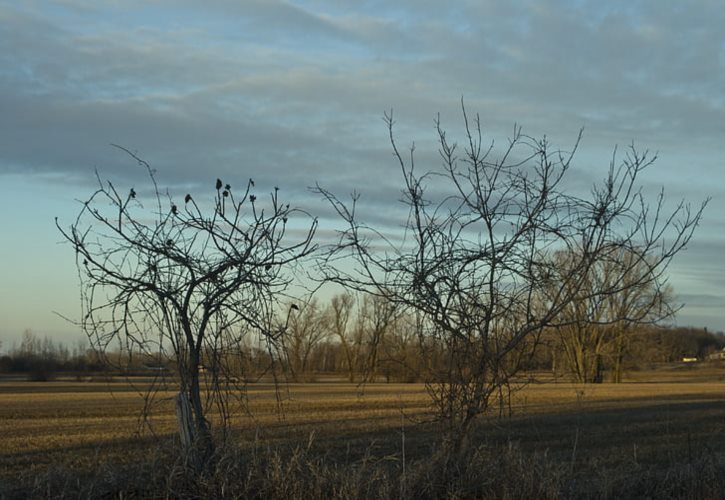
[{"left": 707, "top": 348, "right": 725, "bottom": 361}]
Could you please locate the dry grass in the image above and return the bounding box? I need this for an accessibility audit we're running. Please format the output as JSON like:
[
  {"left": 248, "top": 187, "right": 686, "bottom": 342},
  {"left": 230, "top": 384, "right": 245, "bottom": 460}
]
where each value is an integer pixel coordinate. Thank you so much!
[{"left": 2, "top": 364, "right": 725, "bottom": 498}]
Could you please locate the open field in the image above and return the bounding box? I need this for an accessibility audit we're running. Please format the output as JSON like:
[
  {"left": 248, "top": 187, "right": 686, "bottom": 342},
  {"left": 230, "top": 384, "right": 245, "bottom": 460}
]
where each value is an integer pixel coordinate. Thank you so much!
[{"left": 3, "top": 364, "right": 725, "bottom": 498}]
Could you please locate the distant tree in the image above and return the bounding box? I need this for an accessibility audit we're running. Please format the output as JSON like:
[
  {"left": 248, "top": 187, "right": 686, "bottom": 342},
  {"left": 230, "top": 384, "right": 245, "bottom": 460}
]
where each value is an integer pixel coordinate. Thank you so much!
[
  {"left": 551, "top": 249, "right": 674, "bottom": 383},
  {"left": 282, "top": 298, "right": 328, "bottom": 381},
  {"left": 625, "top": 325, "right": 724, "bottom": 364},
  {"left": 326, "top": 292, "right": 361, "bottom": 382},
  {"left": 355, "top": 293, "right": 399, "bottom": 383},
  {"left": 319, "top": 104, "right": 707, "bottom": 452},
  {"left": 377, "top": 308, "right": 423, "bottom": 383},
  {"left": 57, "top": 149, "right": 317, "bottom": 470}
]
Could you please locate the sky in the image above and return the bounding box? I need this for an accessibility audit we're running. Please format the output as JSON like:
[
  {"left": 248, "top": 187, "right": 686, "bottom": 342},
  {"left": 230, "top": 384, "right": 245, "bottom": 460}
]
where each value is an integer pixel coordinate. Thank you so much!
[{"left": 0, "top": 0, "right": 723, "bottom": 349}]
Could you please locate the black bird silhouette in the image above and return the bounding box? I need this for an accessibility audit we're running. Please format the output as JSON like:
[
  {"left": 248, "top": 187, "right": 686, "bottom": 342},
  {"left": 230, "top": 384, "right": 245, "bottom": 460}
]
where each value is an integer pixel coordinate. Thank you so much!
[
  {"left": 216, "top": 178, "right": 222, "bottom": 190},
  {"left": 185, "top": 194, "right": 192, "bottom": 203},
  {"left": 223, "top": 190, "right": 229, "bottom": 198},
  {"left": 166, "top": 239, "right": 173, "bottom": 247},
  {"left": 249, "top": 195, "right": 256, "bottom": 203},
  {"left": 225, "top": 184, "right": 231, "bottom": 191},
  {"left": 129, "top": 188, "right": 136, "bottom": 199},
  {"left": 171, "top": 204, "right": 178, "bottom": 214},
  {"left": 249, "top": 178, "right": 255, "bottom": 187},
  {"left": 290, "top": 304, "right": 299, "bottom": 311},
  {"left": 265, "top": 264, "right": 272, "bottom": 271}
]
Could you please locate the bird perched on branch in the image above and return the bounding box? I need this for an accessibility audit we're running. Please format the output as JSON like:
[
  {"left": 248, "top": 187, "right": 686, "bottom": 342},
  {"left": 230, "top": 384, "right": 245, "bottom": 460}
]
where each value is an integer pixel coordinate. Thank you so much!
[{"left": 216, "top": 179, "right": 222, "bottom": 190}]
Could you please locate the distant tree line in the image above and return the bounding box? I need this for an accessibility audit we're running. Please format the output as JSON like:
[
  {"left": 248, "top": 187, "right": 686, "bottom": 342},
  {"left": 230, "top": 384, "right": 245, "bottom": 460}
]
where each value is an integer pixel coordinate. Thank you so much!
[
  {"left": 3, "top": 308, "right": 723, "bottom": 384},
  {"left": 532, "top": 324, "right": 725, "bottom": 379},
  {"left": 283, "top": 295, "right": 725, "bottom": 383},
  {"left": 0, "top": 330, "right": 105, "bottom": 380}
]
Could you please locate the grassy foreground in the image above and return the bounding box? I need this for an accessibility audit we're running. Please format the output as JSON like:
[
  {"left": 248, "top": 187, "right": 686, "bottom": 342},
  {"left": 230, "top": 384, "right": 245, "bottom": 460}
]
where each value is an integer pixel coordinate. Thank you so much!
[{"left": 2, "top": 365, "right": 725, "bottom": 498}]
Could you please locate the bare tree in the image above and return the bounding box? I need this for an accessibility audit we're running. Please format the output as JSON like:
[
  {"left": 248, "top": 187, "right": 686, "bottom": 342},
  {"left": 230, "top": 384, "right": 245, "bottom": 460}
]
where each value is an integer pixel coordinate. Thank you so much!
[
  {"left": 318, "top": 104, "right": 706, "bottom": 451},
  {"left": 56, "top": 149, "right": 316, "bottom": 469},
  {"left": 326, "top": 292, "right": 361, "bottom": 382},
  {"left": 282, "top": 298, "right": 328, "bottom": 381},
  {"left": 551, "top": 249, "right": 674, "bottom": 383},
  {"left": 356, "top": 293, "right": 399, "bottom": 383},
  {"left": 388, "top": 311, "right": 425, "bottom": 383}
]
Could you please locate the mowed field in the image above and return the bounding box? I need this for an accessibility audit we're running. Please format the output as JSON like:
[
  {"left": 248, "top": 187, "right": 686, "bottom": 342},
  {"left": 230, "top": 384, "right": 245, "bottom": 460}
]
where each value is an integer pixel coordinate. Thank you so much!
[{"left": 3, "top": 364, "right": 725, "bottom": 495}]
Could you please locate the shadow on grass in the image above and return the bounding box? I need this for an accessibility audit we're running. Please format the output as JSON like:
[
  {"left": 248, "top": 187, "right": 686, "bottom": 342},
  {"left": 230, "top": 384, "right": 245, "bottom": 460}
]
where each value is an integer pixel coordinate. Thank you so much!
[{"left": 3, "top": 396, "right": 725, "bottom": 499}]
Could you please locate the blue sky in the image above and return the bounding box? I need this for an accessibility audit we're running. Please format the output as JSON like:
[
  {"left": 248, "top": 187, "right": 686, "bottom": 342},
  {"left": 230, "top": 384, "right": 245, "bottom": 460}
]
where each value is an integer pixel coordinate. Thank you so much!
[{"left": 1, "top": 0, "right": 723, "bottom": 348}]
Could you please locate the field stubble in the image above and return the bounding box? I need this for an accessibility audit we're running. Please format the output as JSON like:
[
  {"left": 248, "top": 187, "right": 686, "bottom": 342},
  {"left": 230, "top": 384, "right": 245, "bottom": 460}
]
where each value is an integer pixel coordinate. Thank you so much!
[{"left": 2, "top": 365, "right": 725, "bottom": 498}]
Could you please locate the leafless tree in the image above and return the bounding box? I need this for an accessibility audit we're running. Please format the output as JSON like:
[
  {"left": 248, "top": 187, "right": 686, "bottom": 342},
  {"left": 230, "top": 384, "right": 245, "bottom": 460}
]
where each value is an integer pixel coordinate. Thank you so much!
[
  {"left": 356, "top": 293, "right": 400, "bottom": 383},
  {"left": 551, "top": 248, "right": 674, "bottom": 383},
  {"left": 281, "top": 298, "right": 328, "bottom": 381},
  {"left": 56, "top": 148, "right": 317, "bottom": 469},
  {"left": 383, "top": 310, "right": 425, "bottom": 383},
  {"left": 326, "top": 292, "right": 362, "bottom": 382},
  {"left": 317, "top": 103, "right": 707, "bottom": 451}
]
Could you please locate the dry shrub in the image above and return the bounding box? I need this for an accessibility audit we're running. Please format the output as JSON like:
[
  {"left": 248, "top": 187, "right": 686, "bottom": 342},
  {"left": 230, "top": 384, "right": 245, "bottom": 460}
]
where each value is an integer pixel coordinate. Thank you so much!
[
  {"left": 406, "top": 442, "right": 563, "bottom": 499},
  {"left": 7, "top": 439, "right": 725, "bottom": 499},
  {"left": 585, "top": 453, "right": 725, "bottom": 500},
  {"left": 6, "top": 445, "right": 172, "bottom": 499}
]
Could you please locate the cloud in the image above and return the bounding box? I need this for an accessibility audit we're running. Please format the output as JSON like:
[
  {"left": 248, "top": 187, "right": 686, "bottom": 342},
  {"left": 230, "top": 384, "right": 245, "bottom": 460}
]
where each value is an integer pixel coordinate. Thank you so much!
[
  {"left": 0, "top": 0, "right": 723, "bottom": 336},
  {"left": 3, "top": 1, "right": 722, "bottom": 186}
]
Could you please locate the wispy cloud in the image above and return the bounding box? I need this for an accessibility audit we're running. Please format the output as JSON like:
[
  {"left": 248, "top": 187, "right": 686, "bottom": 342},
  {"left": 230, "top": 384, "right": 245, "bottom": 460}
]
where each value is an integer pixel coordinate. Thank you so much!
[{"left": 0, "top": 0, "right": 722, "bottom": 338}]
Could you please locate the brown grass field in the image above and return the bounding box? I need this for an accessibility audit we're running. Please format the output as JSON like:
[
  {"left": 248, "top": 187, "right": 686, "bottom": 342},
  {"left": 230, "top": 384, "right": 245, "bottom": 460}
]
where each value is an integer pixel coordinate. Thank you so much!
[{"left": 3, "top": 364, "right": 725, "bottom": 498}]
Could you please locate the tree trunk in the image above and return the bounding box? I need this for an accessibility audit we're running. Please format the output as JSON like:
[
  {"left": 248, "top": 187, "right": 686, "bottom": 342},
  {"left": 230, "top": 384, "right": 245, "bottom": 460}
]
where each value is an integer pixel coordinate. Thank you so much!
[
  {"left": 176, "top": 385, "right": 214, "bottom": 471},
  {"left": 176, "top": 350, "right": 214, "bottom": 472},
  {"left": 612, "top": 329, "right": 626, "bottom": 383},
  {"left": 612, "top": 351, "right": 623, "bottom": 383},
  {"left": 593, "top": 354, "right": 604, "bottom": 384},
  {"left": 175, "top": 391, "right": 194, "bottom": 454}
]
